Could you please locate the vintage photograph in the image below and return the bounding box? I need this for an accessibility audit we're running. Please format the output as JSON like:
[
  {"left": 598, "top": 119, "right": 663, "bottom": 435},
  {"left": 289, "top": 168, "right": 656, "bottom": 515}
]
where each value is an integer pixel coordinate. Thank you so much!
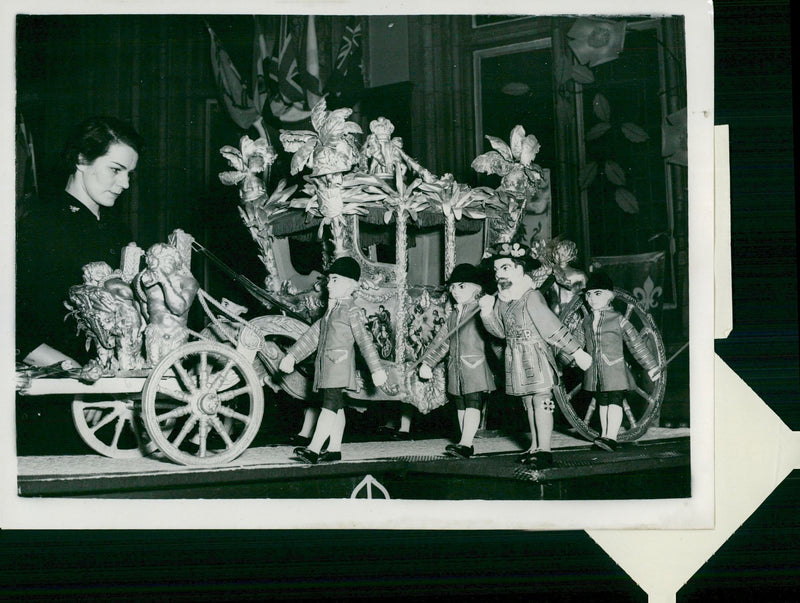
[{"left": 7, "top": 4, "right": 714, "bottom": 529}]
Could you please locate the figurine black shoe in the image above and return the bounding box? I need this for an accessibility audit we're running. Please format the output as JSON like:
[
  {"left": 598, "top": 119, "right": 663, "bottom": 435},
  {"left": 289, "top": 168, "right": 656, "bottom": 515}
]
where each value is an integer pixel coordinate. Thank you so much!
[
  {"left": 391, "top": 430, "right": 412, "bottom": 441},
  {"left": 517, "top": 451, "right": 536, "bottom": 464},
  {"left": 293, "top": 447, "right": 319, "bottom": 464},
  {"left": 594, "top": 437, "right": 617, "bottom": 452},
  {"left": 519, "top": 450, "right": 554, "bottom": 468},
  {"left": 288, "top": 434, "right": 311, "bottom": 447},
  {"left": 529, "top": 450, "right": 554, "bottom": 468},
  {"left": 318, "top": 450, "right": 342, "bottom": 463},
  {"left": 444, "top": 444, "right": 473, "bottom": 458}
]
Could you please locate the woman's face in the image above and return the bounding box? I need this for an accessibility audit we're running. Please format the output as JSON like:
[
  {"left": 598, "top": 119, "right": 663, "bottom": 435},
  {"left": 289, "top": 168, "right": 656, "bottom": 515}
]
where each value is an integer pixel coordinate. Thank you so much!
[{"left": 76, "top": 142, "right": 138, "bottom": 210}]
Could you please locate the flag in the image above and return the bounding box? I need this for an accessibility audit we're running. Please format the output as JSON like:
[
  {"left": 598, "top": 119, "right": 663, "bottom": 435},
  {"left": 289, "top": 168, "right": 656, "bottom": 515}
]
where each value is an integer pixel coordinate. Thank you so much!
[
  {"left": 325, "top": 17, "right": 364, "bottom": 109},
  {"left": 207, "top": 24, "right": 261, "bottom": 130},
  {"left": 252, "top": 16, "right": 274, "bottom": 115},
  {"left": 302, "top": 15, "right": 323, "bottom": 109},
  {"left": 269, "top": 30, "right": 305, "bottom": 104},
  {"left": 266, "top": 18, "right": 315, "bottom": 124}
]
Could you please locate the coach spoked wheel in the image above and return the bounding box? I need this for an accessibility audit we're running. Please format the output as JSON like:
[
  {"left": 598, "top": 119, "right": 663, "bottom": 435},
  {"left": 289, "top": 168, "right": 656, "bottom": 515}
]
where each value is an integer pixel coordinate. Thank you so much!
[
  {"left": 141, "top": 341, "right": 264, "bottom": 465},
  {"left": 71, "top": 395, "right": 152, "bottom": 459},
  {"left": 72, "top": 394, "right": 177, "bottom": 459},
  {"left": 553, "top": 288, "right": 668, "bottom": 443}
]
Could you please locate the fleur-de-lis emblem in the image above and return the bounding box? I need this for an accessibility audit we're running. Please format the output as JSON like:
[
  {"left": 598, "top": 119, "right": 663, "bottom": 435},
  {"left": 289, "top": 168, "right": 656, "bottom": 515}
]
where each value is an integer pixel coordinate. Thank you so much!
[{"left": 633, "top": 276, "right": 662, "bottom": 309}]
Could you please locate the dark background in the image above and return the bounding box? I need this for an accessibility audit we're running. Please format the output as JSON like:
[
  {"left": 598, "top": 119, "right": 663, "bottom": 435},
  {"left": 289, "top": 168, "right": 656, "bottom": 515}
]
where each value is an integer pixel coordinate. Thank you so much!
[{"left": 2, "top": 1, "right": 797, "bottom": 600}]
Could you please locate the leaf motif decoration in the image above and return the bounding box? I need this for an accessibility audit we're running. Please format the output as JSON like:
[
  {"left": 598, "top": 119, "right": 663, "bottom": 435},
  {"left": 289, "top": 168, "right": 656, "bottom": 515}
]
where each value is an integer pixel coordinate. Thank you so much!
[
  {"left": 340, "top": 121, "right": 363, "bottom": 136},
  {"left": 508, "top": 125, "right": 527, "bottom": 160},
  {"left": 620, "top": 122, "right": 650, "bottom": 143},
  {"left": 310, "top": 98, "right": 329, "bottom": 133},
  {"left": 484, "top": 135, "right": 513, "bottom": 162},
  {"left": 219, "top": 146, "right": 245, "bottom": 171},
  {"left": 592, "top": 93, "right": 611, "bottom": 122},
  {"left": 280, "top": 130, "right": 316, "bottom": 154},
  {"left": 471, "top": 151, "right": 511, "bottom": 177},
  {"left": 518, "top": 134, "right": 541, "bottom": 166},
  {"left": 615, "top": 187, "right": 639, "bottom": 213},
  {"left": 604, "top": 160, "right": 626, "bottom": 186},
  {"left": 289, "top": 140, "right": 316, "bottom": 175},
  {"left": 585, "top": 122, "right": 612, "bottom": 141},
  {"left": 219, "top": 171, "right": 246, "bottom": 186}
]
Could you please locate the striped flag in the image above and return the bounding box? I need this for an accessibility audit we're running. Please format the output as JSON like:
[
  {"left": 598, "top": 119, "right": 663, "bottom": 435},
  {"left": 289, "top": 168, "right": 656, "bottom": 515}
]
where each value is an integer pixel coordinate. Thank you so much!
[
  {"left": 268, "top": 31, "right": 305, "bottom": 104},
  {"left": 302, "top": 15, "right": 323, "bottom": 109},
  {"left": 325, "top": 17, "right": 364, "bottom": 109}
]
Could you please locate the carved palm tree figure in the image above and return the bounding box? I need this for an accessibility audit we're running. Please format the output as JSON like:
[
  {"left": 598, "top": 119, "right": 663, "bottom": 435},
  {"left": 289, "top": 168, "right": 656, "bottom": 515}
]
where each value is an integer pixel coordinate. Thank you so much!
[
  {"left": 281, "top": 99, "right": 380, "bottom": 257},
  {"left": 472, "top": 125, "right": 547, "bottom": 246},
  {"left": 219, "top": 135, "right": 295, "bottom": 292},
  {"left": 421, "top": 178, "right": 491, "bottom": 279}
]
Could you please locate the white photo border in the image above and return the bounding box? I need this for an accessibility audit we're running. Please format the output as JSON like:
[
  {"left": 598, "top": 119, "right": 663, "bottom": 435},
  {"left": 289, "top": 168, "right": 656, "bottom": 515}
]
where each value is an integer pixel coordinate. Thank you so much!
[{"left": 1, "top": 0, "right": 715, "bottom": 531}]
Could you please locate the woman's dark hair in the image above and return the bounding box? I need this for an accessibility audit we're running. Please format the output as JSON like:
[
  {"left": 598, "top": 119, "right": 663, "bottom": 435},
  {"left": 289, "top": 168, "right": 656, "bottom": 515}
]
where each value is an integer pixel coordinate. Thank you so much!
[{"left": 62, "top": 116, "right": 145, "bottom": 173}]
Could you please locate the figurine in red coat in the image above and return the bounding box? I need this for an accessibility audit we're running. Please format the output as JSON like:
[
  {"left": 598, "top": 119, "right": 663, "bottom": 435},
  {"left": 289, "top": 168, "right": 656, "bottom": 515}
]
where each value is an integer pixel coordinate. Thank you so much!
[
  {"left": 279, "top": 256, "right": 387, "bottom": 464},
  {"left": 576, "top": 270, "right": 661, "bottom": 451},
  {"left": 419, "top": 263, "right": 496, "bottom": 459}
]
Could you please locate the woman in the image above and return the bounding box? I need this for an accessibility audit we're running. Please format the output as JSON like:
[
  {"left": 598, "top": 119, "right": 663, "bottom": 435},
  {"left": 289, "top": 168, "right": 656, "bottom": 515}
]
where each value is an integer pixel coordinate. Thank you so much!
[{"left": 16, "top": 116, "right": 144, "bottom": 367}]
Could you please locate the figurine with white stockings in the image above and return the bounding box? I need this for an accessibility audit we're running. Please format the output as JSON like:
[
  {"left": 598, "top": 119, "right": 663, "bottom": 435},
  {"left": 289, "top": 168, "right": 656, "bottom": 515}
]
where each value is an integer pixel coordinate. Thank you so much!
[
  {"left": 418, "top": 263, "right": 495, "bottom": 459},
  {"left": 479, "top": 242, "right": 593, "bottom": 468},
  {"left": 575, "top": 270, "right": 661, "bottom": 452},
  {"left": 279, "top": 256, "right": 387, "bottom": 464}
]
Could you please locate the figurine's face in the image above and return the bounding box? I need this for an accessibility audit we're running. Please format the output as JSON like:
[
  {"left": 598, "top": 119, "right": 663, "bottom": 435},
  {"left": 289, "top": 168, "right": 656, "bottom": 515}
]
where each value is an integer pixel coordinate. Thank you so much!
[
  {"left": 327, "top": 274, "right": 358, "bottom": 299},
  {"left": 586, "top": 288, "right": 615, "bottom": 310},
  {"left": 449, "top": 282, "right": 481, "bottom": 304},
  {"left": 76, "top": 142, "right": 138, "bottom": 210},
  {"left": 493, "top": 258, "right": 524, "bottom": 290}
]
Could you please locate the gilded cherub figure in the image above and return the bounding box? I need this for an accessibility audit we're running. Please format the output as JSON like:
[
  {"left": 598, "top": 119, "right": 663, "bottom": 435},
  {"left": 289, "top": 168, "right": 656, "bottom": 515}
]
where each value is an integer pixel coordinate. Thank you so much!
[{"left": 134, "top": 242, "right": 199, "bottom": 365}]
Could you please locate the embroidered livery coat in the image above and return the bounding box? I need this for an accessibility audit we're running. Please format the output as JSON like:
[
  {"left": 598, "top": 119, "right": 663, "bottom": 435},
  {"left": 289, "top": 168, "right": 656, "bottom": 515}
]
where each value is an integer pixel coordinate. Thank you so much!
[
  {"left": 481, "top": 287, "right": 581, "bottom": 396},
  {"left": 575, "top": 309, "right": 658, "bottom": 392},
  {"left": 420, "top": 301, "right": 495, "bottom": 396},
  {"left": 286, "top": 298, "right": 383, "bottom": 392}
]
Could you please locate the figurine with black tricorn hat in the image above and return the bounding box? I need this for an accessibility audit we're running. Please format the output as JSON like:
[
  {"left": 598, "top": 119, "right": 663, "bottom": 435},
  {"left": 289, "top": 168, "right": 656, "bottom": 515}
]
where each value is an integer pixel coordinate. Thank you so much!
[
  {"left": 279, "top": 255, "right": 387, "bottom": 464},
  {"left": 574, "top": 269, "right": 661, "bottom": 452},
  {"left": 418, "top": 262, "right": 496, "bottom": 458}
]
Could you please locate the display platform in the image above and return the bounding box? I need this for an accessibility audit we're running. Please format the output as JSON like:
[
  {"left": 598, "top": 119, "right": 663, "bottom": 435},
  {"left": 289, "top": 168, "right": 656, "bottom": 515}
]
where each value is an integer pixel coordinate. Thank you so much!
[{"left": 18, "top": 427, "right": 689, "bottom": 500}]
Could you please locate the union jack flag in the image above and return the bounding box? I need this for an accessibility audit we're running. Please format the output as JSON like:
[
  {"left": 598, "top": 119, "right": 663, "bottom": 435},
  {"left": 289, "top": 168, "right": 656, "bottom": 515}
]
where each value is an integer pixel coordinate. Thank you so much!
[
  {"left": 269, "top": 32, "right": 305, "bottom": 104},
  {"left": 325, "top": 17, "right": 364, "bottom": 109}
]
